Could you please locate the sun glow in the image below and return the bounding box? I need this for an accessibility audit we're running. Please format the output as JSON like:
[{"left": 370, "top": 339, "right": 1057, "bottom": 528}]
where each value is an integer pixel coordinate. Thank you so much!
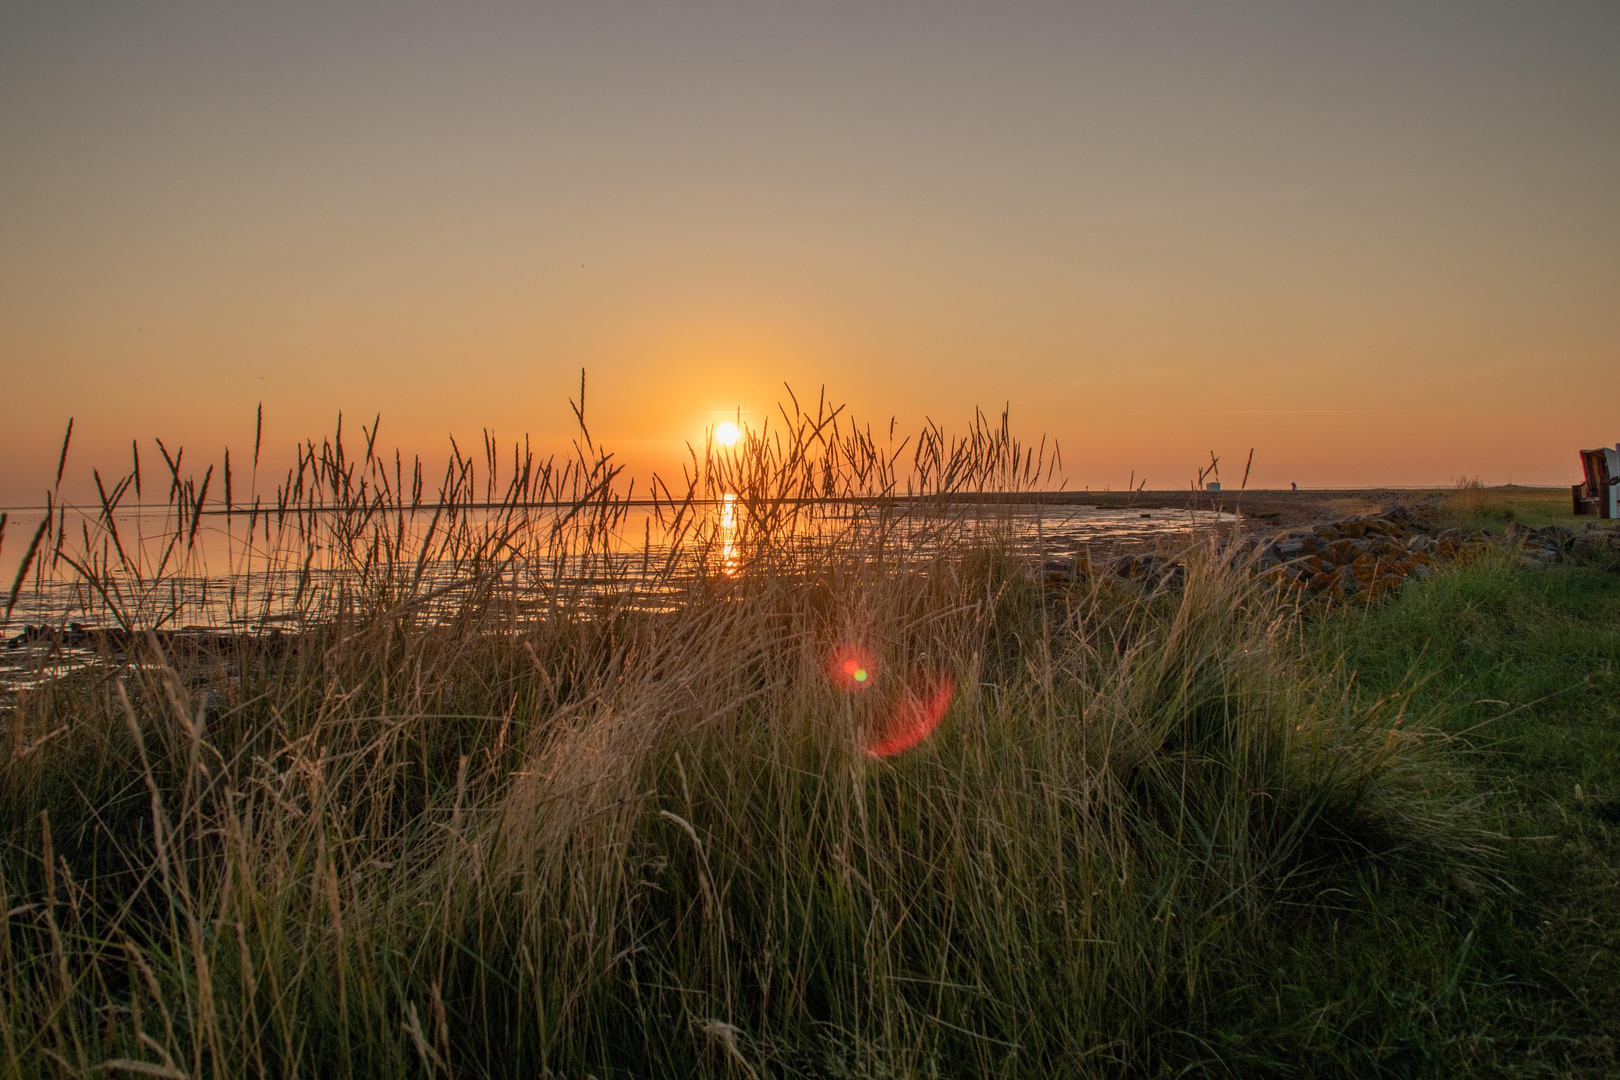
[{"left": 716, "top": 421, "right": 740, "bottom": 447}]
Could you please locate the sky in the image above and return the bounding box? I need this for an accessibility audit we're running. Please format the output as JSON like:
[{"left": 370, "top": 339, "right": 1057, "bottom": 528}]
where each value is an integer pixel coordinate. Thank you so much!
[{"left": 2, "top": 0, "right": 1617, "bottom": 504}]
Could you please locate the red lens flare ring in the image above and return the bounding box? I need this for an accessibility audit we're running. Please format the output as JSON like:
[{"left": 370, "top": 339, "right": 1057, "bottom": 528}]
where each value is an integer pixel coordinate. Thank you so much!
[{"left": 866, "top": 673, "right": 955, "bottom": 759}]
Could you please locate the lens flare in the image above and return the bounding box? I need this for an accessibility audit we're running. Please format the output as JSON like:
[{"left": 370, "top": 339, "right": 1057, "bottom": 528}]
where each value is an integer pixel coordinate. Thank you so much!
[
  {"left": 866, "top": 673, "right": 955, "bottom": 759},
  {"left": 827, "top": 644, "right": 877, "bottom": 693}
]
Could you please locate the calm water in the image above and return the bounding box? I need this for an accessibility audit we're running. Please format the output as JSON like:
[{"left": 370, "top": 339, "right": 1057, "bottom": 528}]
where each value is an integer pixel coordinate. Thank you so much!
[{"left": 1, "top": 500, "right": 1230, "bottom": 689}]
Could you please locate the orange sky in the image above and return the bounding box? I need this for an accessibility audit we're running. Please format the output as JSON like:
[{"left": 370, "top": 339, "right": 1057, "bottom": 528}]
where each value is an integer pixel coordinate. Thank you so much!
[{"left": 3, "top": 2, "right": 1617, "bottom": 505}]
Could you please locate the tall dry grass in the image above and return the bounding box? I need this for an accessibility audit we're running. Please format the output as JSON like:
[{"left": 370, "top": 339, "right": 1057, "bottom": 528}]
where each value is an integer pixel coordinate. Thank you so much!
[
  {"left": 1441, "top": 475, "right": 1516, "bottom": 529},
  {"left": 0, "top": 392, "right": 1486, "bottom": 1077}
]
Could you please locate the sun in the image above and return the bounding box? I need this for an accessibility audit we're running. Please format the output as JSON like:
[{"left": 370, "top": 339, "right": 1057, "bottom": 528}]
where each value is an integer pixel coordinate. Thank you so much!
[{"left": 716, "top": 421, "right": 740, "bottom": 447}]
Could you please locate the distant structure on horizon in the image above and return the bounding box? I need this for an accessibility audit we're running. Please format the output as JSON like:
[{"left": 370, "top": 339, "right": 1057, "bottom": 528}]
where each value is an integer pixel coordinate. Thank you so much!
[{"left": 1572, "top": 445, "right": 1620, "bottom": 519}]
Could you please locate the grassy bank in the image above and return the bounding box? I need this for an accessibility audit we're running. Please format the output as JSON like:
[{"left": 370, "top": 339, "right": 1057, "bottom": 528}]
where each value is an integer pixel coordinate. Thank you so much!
[
  {"left": 1, "top": 411, "right": 1614, "bottom": 1077},
  {"left": 1295, "top": 555, "right": 1620, "bottom": 1075}
]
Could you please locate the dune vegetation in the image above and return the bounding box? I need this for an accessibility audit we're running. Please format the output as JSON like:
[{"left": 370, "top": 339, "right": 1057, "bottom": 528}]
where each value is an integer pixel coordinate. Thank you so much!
[{"left": 1, "top": 398, "right": 1613, "bottom": 1077}]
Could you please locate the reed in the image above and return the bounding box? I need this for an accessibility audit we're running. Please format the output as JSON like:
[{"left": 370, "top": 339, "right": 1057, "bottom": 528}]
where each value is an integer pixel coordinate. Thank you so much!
[
  {"left": 0, "top": 392, "right": 1486, "bottom": 1077},
  {"left": 1439, "top": 474, "right": 1520, "bottom": 530}
]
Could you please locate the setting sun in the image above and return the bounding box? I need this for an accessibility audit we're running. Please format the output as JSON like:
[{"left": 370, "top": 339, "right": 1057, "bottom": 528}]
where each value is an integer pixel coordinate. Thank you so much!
[{"left": 716, "top": 421, "right": 740, "bottom": 447}]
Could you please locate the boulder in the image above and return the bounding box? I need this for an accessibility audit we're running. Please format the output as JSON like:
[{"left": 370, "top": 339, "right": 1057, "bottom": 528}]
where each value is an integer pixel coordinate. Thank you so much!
[{"left": 1534, "top": 525, "right": 1574, "bottom": 553}]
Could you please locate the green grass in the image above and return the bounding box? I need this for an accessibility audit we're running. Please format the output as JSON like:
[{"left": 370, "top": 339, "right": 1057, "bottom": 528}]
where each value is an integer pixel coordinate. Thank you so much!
[
  {"left": 1438, "top": 484, "right": 1585, "bottom": 533},
  {"left": 1283, "top": 555, "right": 1620, "bottom": 1076}
]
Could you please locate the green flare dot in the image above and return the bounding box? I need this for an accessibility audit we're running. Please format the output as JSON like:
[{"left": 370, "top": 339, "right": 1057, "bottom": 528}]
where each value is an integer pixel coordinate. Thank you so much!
[{"left": 854, "top": 669, "right": 867, "bottom": 682}]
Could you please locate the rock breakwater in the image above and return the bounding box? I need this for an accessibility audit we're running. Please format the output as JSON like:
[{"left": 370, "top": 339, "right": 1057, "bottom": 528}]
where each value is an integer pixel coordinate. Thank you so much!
[{"left": 1046, "top": 507, "right": 1620, "bottom": 603}]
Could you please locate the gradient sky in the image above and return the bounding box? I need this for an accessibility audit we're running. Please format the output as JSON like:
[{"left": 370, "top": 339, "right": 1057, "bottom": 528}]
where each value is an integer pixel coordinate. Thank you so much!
[{"left": 2, "top": 1, "right": 1617, "bottom": 503}]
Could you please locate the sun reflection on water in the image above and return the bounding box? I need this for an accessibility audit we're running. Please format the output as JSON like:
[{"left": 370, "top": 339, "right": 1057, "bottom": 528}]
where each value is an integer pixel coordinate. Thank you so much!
[{"left": 719, "top": 493, "right": 739, "bottom": 575}]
